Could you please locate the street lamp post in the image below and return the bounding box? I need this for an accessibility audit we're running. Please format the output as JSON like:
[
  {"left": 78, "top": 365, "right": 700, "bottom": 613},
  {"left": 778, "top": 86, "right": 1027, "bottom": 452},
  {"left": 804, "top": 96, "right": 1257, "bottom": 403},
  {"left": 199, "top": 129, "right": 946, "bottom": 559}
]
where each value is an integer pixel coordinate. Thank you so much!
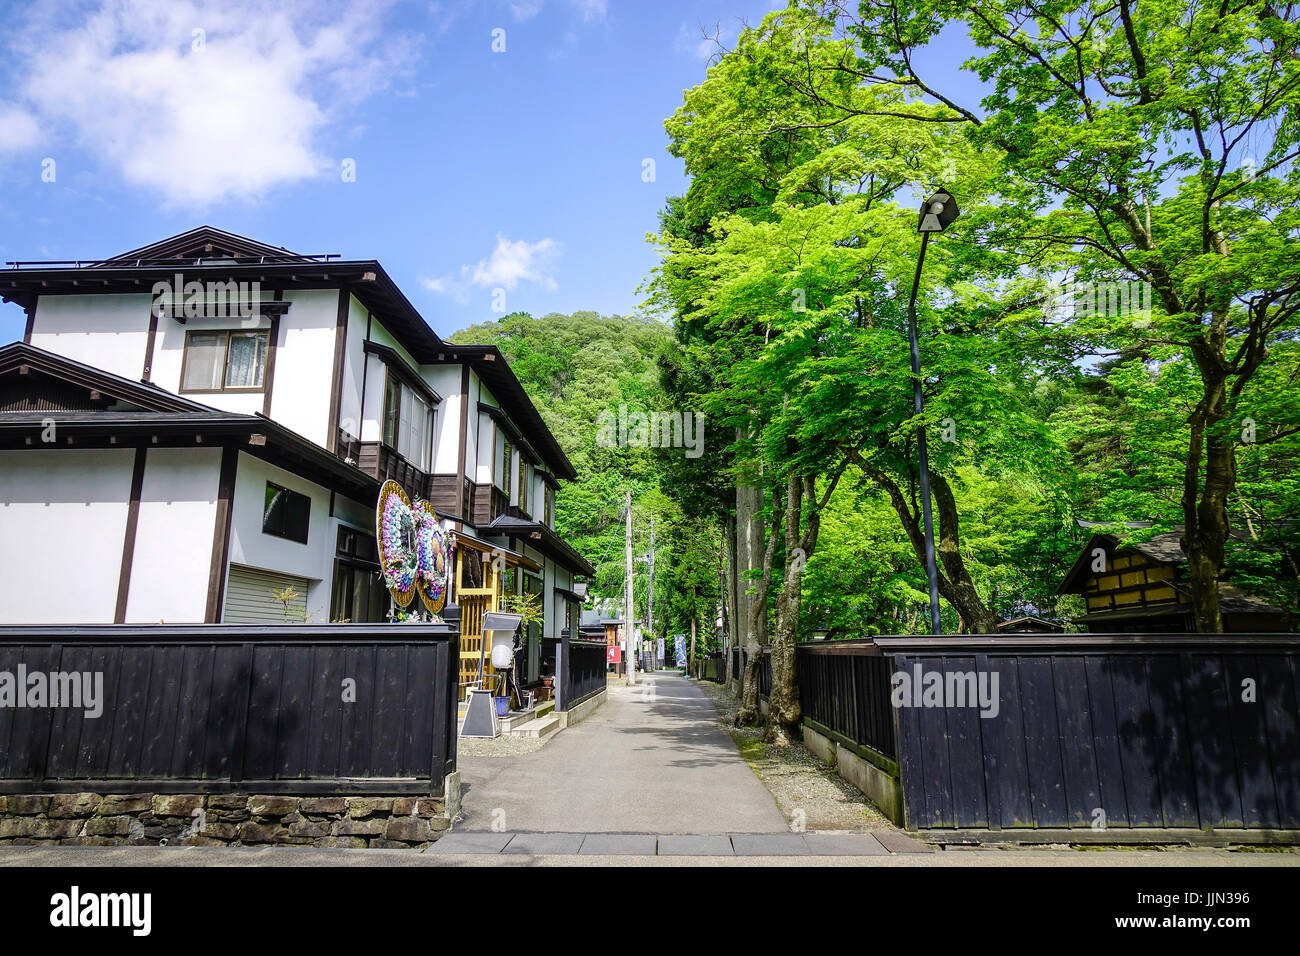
[{"left": 910, "top": 187, "right": 959, "bottom": 636}]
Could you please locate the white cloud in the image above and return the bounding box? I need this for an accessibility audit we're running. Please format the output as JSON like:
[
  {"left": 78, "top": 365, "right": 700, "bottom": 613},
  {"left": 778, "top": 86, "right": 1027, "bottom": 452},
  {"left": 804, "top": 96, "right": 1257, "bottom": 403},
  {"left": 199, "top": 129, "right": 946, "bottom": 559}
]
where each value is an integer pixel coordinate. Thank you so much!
[
  {"left": 5, "top": 0, "right": 412, "bottom": 207},
  {"left": 510, "top": 0, "right": 544, "bottom": 21},
  {"left": 569, "top": 0, "right": 607, "bottom": 20},
  {"left": 423, "top": 235, "right": 560, "bottom": 302},
  {"left": 0, "top": 102, "right": 40, "bottom": 153}
]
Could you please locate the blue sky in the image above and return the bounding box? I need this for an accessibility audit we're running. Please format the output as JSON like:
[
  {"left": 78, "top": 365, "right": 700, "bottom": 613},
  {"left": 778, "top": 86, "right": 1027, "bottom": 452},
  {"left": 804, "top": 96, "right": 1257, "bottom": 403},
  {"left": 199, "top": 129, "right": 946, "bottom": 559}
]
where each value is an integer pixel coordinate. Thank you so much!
[{"left": 0, "top": 0, "right": 977, "bottom": 343}]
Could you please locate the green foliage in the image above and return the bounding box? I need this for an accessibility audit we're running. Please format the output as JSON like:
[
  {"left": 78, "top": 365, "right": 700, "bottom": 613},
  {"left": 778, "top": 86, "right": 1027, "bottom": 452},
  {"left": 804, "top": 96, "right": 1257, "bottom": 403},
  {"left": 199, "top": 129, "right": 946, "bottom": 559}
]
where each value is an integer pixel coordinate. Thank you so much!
[
  {"left": 448, "top": 311, "right": 725, "bottom": 640},
  {"left": 647, "top": 2, "right": 1300, "bottom": 633}
]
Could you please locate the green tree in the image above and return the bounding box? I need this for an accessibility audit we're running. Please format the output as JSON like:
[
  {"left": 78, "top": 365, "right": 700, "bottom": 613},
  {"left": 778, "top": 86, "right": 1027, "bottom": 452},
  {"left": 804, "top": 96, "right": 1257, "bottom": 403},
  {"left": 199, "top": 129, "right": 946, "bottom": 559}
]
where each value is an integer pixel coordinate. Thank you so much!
[{"left": 822, "top": 0, "right": 1300, "bottom": 630}]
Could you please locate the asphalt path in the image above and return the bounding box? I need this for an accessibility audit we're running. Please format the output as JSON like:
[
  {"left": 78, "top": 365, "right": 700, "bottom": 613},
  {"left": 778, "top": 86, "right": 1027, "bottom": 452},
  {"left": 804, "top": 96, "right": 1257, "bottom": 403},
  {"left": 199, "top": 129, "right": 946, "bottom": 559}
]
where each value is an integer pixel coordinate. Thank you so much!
[{"left": 457, "top": 671, "right": 789, "bottom": 834}]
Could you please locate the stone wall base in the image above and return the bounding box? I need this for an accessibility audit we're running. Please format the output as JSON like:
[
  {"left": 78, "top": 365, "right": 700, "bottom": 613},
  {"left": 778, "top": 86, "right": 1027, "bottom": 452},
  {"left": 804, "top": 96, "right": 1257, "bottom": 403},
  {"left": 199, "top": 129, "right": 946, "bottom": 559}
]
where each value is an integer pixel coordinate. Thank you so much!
[
  {"left": 0, "top": 793, "right": 449, "bottom": 848},
  {"left": 801, "top": 722, "right": 904, "bottom": 826},
  {"left": 556, "top": 688, "right": 607, "bottom": 729}
]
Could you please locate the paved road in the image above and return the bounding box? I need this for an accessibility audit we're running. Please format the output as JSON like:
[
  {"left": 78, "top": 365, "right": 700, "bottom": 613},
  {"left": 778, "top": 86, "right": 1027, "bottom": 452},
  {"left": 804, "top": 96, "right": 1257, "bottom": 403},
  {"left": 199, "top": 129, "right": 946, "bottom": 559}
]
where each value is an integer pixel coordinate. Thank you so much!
[
  {"left": 2, "top": 845, "right": 1291, "bottom": 867},
  {"left": 457, "top": 672, "right": 789, "bottom": 834}
]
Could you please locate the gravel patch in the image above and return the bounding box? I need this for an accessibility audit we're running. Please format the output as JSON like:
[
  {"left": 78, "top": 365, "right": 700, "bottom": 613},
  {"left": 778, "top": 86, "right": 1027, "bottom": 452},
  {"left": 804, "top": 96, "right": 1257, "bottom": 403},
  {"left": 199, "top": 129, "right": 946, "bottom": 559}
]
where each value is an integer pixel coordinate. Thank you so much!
[
  {"left": 455, "top": 733, "right": 549, "bottom": 757},
  {"left": 695, "top": 679, "right": 893, "bottom": 832}
]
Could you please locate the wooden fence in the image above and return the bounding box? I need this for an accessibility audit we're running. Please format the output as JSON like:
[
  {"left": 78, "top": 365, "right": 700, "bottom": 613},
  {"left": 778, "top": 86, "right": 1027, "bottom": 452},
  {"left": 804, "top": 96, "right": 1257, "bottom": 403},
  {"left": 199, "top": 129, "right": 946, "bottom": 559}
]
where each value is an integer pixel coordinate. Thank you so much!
[
  {"left": 556, "top": 636, "right": 606, "bottom": 711},
  {"left": 0, "top": 622, "right": 460, "bottom": 796},
  {"left": 798, "top": 644, "right": 896, "bottom": 761},
  {"left": 793, "top": 634, "right": 1300, "bottom": 833}
]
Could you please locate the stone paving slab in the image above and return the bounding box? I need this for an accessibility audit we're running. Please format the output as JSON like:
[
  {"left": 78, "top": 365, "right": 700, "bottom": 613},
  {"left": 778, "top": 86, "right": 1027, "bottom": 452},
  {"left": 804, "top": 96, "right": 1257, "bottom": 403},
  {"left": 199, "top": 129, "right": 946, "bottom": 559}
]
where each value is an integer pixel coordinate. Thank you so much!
[
  {"left": 730, "top": 833, "right": 811, "bottom": 856},
  {"left": 578, "top": 833, "right": 659, "bottom": 855},
  {"left": 875, "top": 830, "right": 935, "bottom": 854},
  {"left": 425, "top": 831, "right": 515, "bottom": 854},
  {"left": 501, "top": 832, "right": 586, "bottom": 855},
  {"left": 424, "top": 830, "right": 920, "bottom": 856},
  {"left": 657, "top": 834, "right": 735, "bottom": 856},
  {"left": 802, "top": 832, "right": 889, "bottom": 856}
]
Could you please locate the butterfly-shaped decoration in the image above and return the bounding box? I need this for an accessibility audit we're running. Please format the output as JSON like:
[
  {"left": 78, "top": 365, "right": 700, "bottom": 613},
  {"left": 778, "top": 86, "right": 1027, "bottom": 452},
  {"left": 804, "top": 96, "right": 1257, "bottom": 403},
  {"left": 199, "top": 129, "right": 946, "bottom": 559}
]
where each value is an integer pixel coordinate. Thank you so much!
[{"left": 376, "top": 480, "right": 454, "bottom": 613}]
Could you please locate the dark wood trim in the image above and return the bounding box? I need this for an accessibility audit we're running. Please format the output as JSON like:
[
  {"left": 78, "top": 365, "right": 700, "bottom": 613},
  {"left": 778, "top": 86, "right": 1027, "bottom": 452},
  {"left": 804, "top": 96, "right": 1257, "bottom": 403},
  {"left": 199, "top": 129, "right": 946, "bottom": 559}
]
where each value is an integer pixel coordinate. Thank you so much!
[
  {"left": 363, "top": 340, "right": 441, "bottom": 405},
  {"left": 113, "top": 446, "right": 148, "bottom": 623},
  {"left": 141, "top": 310, "right": 159, "bottom": 381},
  {"left": 22, "top": 301, "right": 37, "bottom": 345},
  {"left": 261, "top": 289, "right": 284, "bottom": 417},
  {"left": 455, "top": 363, "right": 470, "bottom": 516},
  {"left": 327, "top": 289, "right": 351, "bottom": 454},
  {"left": 204, "top": 444, "right": 240, "bottom": 623}
]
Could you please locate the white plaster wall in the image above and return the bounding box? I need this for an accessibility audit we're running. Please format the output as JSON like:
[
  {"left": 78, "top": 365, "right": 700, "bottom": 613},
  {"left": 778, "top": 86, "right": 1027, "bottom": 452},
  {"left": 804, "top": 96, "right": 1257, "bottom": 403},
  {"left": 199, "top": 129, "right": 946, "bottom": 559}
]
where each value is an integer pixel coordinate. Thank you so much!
[
  {"left": 226, "top": 452, "right": 335, "bottom": 621},
  {"left": 476, "top": 412, "right": 495, "bottom": 487},
  {"left": 426, "top": 365, "right": 462, "bottom": 474},
  {"left": 337, "top": 294, "right": 368, "bottom": 442},
  {"left": 124, "top": 447, "right": 220, "bottom": 623},
  {"left": 467, "top": 372, "right": 482, "bottom": 484},
  {"left": 0, "top": 449, "right": 133, "bottom": 623},
  {"left": 267, "top": 289, "right": 341, "bottom": 448},
  {"left": 359, "top": 352, "right": 386, "bottom": 444},
  {"left": 543, "top": 557, "right": 557, "bottom": 639},
  {"left": 28, "top": 294, "right": 153, "bottom": 381}
]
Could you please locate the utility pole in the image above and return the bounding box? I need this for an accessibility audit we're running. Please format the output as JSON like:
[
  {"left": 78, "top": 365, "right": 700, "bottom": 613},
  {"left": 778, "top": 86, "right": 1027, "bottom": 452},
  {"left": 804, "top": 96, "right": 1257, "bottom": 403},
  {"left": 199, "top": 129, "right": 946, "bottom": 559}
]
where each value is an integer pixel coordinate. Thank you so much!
[
  {"left": 624, "top": 488, "right": 636, "bottom": 686},
  {"left": 646, "top": 515, "right": 655, "bottom": 670}
]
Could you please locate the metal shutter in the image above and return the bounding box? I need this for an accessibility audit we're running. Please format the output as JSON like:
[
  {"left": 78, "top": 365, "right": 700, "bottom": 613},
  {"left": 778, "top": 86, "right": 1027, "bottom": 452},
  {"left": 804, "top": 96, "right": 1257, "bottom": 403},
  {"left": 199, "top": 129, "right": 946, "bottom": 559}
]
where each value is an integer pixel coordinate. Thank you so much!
[{"left": 223, "top": 565, "right": 311, "bottom": 623}]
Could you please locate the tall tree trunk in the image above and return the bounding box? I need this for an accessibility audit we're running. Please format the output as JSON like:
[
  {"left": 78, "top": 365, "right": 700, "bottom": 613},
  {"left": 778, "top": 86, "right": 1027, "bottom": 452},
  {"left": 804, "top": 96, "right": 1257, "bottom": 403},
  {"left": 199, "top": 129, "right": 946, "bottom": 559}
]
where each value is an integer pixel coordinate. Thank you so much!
[
  {"left": 719, "top": 521, "right": 731, "bottom": 668},
  {"left": 737, "top": 484, "right": 779, "bottom": 726},
  {"left": 841, "top": 446, "right": 999, "bottom": 632},
  {"left": 726, "top": 506, "right": 740, "bottom": 683},
  {"left": 930, "top": 471, "right": 1001, "bottom": 633},
  {"left": 689, "top": 586, "right": 697, "bottom": 677},
  {"left": 767, "top": 470, "right": 838, "bottom": 740},
  {"left": 766, "top": 473, "right": 805, "bottom": 741},
  {"left": 1182, "top": 364, "right": 1232, "bottom": 632}
]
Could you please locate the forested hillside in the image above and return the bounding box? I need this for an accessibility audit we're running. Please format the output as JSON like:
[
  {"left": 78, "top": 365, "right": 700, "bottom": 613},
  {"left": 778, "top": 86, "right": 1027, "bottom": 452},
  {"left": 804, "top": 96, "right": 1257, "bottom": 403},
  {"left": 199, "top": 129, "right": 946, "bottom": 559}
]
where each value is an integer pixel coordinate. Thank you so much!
[{"left": 449, "top": 311, "right": 726, "bottom": 646}]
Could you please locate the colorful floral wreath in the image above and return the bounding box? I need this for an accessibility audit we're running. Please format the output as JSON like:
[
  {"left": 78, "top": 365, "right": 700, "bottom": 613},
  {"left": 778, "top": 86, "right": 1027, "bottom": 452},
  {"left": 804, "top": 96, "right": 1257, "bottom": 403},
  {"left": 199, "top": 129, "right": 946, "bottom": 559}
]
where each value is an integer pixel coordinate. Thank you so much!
[
  {"left": 377, "top": 481, "right": 418, "bottom": 606},
  {"left": 414, "top": 499, "right": 451, "bottom": 614},
  {"left": 376, "top": 482, "right": 454, "bottom": 613}
]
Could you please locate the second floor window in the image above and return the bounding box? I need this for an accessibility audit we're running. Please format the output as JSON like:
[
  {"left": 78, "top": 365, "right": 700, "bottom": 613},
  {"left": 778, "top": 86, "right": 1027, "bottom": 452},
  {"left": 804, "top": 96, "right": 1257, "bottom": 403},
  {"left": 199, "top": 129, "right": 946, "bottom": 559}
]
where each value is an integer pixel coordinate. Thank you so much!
[
  {"left": 181, "top": 330, "right": 269, "bottom": 392},
  {"left": 498, "top": 437, "right": 513, "bottom": 493},
  {"left": 518, "top": 461, "right": 529, "bottom": 514},
  {"left": 544, "top": 486, "right": 553, "bottom": 526},
  {"left": 383, "top": 373, "right": 433, "bottom": 472}
]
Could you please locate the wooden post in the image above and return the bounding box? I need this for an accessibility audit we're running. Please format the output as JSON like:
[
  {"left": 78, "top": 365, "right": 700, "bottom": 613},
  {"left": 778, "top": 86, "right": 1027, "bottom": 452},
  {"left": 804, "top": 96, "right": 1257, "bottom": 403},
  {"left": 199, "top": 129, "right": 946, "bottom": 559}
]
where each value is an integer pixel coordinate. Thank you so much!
[{"left": 625, "top": 488, "right": 636, "bottom": 686}]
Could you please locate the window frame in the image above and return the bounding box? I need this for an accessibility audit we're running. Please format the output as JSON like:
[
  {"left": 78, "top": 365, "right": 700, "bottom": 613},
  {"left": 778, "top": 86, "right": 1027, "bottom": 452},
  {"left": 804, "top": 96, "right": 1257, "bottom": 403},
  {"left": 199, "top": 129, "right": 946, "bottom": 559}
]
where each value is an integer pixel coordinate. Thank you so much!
[
  {"left": 330, "top": 525, "right": 387, "bottom": 623},
  {"left": 262, "top": 481, "right": 311, "bottom": 545},
  {"left": 179, "top": 328, "right": 270, "bottom": 394},
  {"left": 498, "top": 436, "right": 513, "bottom": 494},
  {"left": 381, "top": 368, "right": 434, "bottom": 472}
]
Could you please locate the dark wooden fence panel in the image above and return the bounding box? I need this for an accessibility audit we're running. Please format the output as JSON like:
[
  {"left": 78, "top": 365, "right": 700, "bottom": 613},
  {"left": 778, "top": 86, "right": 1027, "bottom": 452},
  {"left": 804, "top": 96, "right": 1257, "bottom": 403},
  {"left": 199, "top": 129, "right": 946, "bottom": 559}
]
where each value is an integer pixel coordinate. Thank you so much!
[
  {"left": 796, "top": 644, "right": 897, "bottom": 761},
  {"left": 795, "top": 635, "right": 1299, "bottom": 832},
  {"left": 557, "top": 638, "right": 606, "bottom": 711},
  {"left": 877, "top": 634, "right": 1300, "bottom": 831},
  {"left": 0, "top": 623, "right": 459, "bottom": 795}
]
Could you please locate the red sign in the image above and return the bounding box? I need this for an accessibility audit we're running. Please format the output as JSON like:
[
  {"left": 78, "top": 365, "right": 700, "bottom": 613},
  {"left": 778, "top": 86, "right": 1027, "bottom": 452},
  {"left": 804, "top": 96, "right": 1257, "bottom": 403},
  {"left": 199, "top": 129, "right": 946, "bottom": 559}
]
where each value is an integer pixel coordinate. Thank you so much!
[{"left": 607, "top": 646, "right": 621, "bottom": 664}]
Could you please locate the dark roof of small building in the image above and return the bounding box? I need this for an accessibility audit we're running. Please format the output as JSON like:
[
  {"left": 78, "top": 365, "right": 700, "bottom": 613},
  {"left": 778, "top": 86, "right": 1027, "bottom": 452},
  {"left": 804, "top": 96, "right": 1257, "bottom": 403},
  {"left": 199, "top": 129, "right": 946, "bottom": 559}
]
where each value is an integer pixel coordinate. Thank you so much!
[
  {"left": 486, "top": 514, "right": 595, "bottom": 577},
  {"left": 997, "top": 616, "right": 1065, "bottom": 633},
  {"left": 1059, "top": 524, "right": 1282, "bottom": 596}
]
